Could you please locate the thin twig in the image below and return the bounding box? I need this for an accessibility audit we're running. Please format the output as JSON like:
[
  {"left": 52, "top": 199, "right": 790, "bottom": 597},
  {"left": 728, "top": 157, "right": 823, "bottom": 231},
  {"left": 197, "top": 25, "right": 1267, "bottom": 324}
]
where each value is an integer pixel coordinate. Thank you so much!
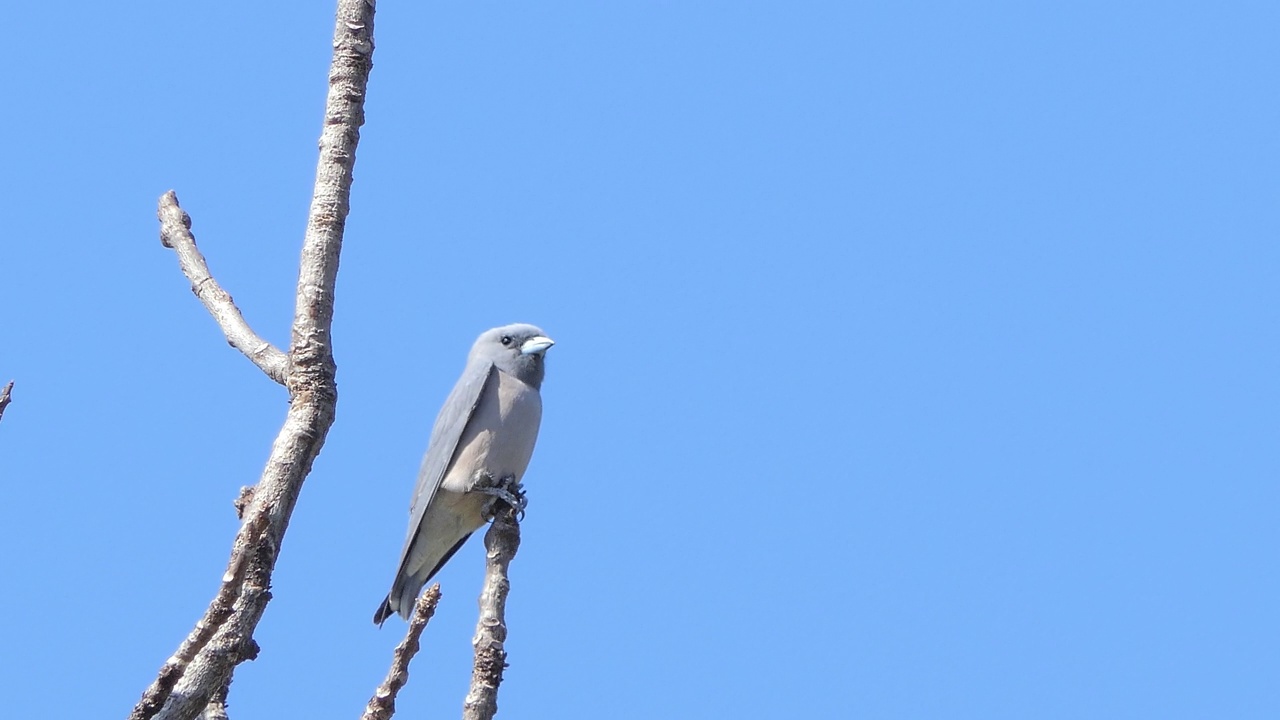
[
  {"left": 128, "top": 1, "right": 375, "bottom": 719},
  {"left": 361, "top": 585, "right": 442, "bottom": 720},
  {"left": 0, "top": 381, "right": 12, "bottom": 423},
  {"left": 462, "top": 505, "right": 522, "bottom": 720},
  {"left": 157, "top": 193, "right": 289, "bottom": 385}
]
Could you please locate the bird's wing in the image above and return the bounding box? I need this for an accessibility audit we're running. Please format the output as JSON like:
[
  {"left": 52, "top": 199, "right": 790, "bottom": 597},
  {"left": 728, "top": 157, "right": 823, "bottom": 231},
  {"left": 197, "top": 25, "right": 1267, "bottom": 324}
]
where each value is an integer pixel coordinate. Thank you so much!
[{"left": 391, "top": 358, "right": 495, "bottom": 574}]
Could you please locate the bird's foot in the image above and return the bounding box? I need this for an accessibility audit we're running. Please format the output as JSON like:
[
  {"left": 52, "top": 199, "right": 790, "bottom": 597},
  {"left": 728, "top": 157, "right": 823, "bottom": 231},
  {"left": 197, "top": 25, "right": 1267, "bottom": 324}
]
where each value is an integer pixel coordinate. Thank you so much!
[{"left": 472, "top": 472, "right": 528, "bottom": 521}]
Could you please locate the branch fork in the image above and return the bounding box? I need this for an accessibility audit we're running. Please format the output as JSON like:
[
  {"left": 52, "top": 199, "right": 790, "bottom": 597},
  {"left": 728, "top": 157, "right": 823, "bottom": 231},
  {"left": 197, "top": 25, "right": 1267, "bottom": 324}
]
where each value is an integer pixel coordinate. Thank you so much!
[{"left": 128, "top": 1, "right": 376, "bottom": 719}]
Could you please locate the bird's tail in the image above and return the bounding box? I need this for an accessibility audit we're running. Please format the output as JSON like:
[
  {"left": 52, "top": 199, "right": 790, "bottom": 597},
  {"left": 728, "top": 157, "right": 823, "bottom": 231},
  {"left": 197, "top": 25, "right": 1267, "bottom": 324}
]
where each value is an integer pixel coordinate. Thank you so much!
[{"left": 373, "top": 596, "right": 395, "bottom": 627}]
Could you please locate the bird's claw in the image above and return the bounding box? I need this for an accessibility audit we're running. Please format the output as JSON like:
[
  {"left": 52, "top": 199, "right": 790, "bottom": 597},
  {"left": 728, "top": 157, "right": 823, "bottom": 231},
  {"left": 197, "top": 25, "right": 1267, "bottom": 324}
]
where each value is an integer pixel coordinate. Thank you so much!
[{"left": 473, "top": 473, "right": 528, "bottom": 521}]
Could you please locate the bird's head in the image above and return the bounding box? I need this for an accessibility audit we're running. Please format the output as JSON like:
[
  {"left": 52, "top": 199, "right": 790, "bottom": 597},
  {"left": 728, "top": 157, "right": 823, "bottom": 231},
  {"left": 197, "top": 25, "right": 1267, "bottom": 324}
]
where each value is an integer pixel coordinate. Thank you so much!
[{"left": 472, "top": 323, "right": 555, "bottom": 388}]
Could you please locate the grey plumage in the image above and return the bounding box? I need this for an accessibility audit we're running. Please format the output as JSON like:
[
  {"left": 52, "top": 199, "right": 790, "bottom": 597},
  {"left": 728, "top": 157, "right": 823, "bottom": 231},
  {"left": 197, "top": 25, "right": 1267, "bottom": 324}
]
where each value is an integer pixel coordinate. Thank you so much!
[{"left": 375, "top": 323, "right": 554, "bottom": 625}]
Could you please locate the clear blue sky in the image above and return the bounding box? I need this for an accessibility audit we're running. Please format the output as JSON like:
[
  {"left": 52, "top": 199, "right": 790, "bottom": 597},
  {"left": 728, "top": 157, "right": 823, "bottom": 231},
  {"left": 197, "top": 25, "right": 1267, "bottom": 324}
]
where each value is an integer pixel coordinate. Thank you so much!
[{"left": 2, "top": 2, "right": 1277, "bottom": 718}]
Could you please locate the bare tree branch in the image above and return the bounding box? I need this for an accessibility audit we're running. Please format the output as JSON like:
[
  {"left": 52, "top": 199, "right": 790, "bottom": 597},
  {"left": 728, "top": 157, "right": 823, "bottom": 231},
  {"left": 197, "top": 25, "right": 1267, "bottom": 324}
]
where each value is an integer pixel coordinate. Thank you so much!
[
  {"left": 157, "top": 194, "right": 289, "bottom": 385},
  {"left": 361, "top": 585, "right": 443, "bottom": 720},
  {"left": 128, "top": 1, "right": 376, "bottom": 719},
  {"left": 128, "top": 512, "right": 266, "bottom": 720},
  {"left": 0, "top": 381, "right": 12, "bottom": 423},
  {"left": 462, "top": 505, "right": 522, "bottom": 720}
]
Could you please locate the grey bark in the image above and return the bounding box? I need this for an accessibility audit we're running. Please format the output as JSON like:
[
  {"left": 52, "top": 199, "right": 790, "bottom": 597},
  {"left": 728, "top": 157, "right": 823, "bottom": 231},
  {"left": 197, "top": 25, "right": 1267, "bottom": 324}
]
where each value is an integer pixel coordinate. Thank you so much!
[
  {"left": 462, "top": 505, "right": 522, "bottom": 720},
  {"left": 157, "top": 200, "right": 289, "bottom": 384},
  {"left": 197, "top": 678, "right": 231, "bottom": 720},
  {"left": 362, "top": 585, "right": 443, "bottom": 720},
  {"left": 127, "top": 2, "right": 376, "bottom": 719}
]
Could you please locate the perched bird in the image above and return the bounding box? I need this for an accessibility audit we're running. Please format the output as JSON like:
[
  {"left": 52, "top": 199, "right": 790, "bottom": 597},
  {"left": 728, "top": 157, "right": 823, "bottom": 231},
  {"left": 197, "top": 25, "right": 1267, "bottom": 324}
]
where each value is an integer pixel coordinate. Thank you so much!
[{"left": 374, "top": 323, "right": 555, "bottom": 625}]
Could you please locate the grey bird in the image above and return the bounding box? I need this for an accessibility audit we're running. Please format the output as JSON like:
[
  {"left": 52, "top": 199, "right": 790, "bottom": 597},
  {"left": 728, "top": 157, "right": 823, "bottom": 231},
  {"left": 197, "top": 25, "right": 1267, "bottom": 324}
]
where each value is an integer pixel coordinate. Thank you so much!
[{"left": 374, "top": 323, "right": 554, "bottom": 625}]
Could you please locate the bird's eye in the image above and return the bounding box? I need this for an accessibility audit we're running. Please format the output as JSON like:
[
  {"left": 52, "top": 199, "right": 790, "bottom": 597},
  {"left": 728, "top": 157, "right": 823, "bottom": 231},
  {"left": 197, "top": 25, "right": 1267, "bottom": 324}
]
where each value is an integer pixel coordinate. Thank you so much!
[{"left": 500, "top": 335, "right": 513, "bottom": 346}]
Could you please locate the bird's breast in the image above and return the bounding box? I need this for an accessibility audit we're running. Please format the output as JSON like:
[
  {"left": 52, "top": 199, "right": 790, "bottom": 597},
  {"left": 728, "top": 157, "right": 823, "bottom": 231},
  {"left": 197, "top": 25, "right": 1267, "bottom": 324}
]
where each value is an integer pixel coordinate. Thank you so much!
[{"left": 443, "top": 369, "right": 543, "bottom": 491}]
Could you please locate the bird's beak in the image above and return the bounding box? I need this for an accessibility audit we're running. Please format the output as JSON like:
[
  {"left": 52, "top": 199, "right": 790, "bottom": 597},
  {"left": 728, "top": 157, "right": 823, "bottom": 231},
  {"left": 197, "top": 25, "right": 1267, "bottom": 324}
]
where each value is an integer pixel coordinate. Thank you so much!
[{"left": 520, "top": 336, "right": 555, "bottom": 355}]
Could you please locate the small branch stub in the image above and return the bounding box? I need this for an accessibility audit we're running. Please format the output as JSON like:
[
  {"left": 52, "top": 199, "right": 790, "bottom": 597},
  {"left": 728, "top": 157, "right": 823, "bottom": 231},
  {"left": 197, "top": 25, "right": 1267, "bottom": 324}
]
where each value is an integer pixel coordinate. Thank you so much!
[{"left": 232, "top": 487, "right": 255, "bottom": 520}]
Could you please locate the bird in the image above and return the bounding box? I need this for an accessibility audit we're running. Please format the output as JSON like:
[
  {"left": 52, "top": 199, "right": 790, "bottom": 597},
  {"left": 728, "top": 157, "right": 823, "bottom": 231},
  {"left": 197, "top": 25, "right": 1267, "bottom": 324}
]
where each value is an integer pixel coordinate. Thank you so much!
[{"left": 374, "top": 323, "right": 555, "bottom": 625}]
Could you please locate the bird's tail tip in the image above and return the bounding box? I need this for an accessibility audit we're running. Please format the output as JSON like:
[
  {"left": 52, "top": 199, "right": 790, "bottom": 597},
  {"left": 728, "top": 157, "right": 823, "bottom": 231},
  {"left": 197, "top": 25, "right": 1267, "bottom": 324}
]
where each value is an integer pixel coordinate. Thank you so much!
[{"left": 373, "top": 597, "right": 394, "bottom": 627}]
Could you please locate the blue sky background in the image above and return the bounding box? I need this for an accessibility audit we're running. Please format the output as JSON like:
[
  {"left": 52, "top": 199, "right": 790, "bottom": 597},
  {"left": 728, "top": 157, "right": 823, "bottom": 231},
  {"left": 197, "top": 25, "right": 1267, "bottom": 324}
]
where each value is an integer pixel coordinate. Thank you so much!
[{"left": 2, "top": 2, "right": 1277, "bottom": 718}]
